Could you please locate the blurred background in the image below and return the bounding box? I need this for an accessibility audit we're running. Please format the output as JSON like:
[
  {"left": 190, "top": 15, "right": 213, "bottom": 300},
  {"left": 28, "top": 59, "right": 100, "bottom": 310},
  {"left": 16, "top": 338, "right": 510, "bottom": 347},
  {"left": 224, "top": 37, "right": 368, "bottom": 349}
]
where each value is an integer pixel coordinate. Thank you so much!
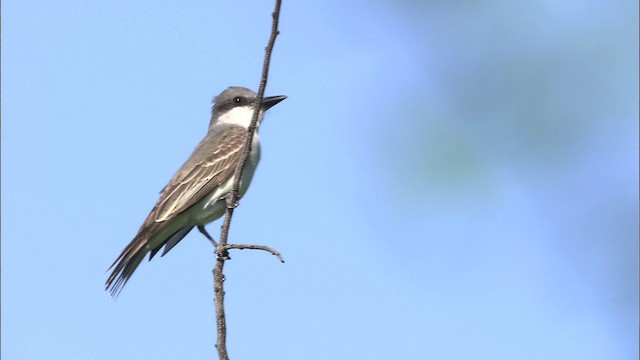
[{"left": 2, "top": 1, "right": 638, "bottom": 359}]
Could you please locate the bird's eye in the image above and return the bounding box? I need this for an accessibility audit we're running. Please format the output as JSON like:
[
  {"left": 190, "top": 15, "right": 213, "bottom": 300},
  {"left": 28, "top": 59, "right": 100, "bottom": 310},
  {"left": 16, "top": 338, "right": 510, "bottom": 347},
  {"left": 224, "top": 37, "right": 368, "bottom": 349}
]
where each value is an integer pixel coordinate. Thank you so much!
[{"left": 233, "top": 97, "right": 243, "bottom": 104}]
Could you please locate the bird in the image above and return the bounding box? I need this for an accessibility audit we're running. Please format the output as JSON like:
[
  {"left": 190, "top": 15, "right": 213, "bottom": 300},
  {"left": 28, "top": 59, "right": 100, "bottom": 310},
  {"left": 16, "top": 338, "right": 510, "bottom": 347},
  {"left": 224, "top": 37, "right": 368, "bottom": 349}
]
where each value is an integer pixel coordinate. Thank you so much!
[{"left": 106, "top": 86, "right": 286, "bottom": 297}]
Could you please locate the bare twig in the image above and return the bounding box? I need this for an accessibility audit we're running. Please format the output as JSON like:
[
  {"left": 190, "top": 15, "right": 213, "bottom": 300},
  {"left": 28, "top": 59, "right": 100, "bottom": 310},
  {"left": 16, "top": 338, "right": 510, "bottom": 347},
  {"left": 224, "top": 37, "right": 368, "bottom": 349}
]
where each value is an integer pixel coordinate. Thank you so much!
[
  {"left": 219, "top": 244, "right": 285, "bottom": 263},
  {"left": 212, "top": 261, "right": 228, "bottom": 359},
  {"left": 213, "top": 1, "right": 283, "bottom": 359}
]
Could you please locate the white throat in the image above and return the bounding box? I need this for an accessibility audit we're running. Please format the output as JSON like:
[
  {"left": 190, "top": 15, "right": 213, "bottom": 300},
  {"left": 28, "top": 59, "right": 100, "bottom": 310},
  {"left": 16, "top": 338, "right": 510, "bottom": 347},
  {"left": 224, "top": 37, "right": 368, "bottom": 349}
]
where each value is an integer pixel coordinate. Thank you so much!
[{"left": 216, "top": 106, "right": 264, "bottom": 128}]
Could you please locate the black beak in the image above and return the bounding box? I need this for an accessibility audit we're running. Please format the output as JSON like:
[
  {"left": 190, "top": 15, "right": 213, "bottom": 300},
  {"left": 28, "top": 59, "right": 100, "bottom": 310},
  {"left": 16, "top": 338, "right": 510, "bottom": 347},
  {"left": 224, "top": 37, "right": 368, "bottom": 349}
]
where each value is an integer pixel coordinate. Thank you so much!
[{"left": 261, "top": 95, "right": 287, "bottom": 110}]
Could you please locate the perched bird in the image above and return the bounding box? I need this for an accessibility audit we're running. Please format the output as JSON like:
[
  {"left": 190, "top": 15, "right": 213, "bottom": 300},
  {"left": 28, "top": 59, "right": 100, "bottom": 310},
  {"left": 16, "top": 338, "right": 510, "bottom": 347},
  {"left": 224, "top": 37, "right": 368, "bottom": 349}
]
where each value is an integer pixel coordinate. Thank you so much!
[{"left": 106, "top": 86, "right": 286, "bottom": 297}]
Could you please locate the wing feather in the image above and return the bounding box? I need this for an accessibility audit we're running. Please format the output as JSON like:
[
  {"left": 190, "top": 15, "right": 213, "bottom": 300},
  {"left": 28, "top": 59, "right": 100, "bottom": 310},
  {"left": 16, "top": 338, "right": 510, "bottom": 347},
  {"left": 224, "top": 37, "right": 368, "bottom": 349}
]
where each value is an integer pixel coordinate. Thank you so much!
[{"left": 153, "top": 125, "right": 246, "bottom": 223}]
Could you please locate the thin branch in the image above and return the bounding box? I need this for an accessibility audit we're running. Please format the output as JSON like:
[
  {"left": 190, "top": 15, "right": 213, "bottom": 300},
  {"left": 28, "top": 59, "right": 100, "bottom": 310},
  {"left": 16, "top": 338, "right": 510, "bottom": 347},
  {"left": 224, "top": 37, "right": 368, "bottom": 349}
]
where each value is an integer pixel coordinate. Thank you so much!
[
  {"left": 212, "top": 260, "right": 228, "bottom": 359},
  {"left": 219, "top": 244, "right": 285, "bottom": 263},
  {"left": 213, "top": 1, "right": 283, "bottom": 359}
]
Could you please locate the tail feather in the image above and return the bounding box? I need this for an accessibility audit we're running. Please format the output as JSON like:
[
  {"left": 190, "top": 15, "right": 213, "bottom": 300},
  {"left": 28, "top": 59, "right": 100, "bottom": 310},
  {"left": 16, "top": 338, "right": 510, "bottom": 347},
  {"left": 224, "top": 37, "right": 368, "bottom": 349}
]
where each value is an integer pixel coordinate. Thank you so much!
[
  {"left": 105, "top": 233, "right": 150, "bottom": 297},
  {"left": 106, "top": 225, "right": 194, "bottom": 297}
]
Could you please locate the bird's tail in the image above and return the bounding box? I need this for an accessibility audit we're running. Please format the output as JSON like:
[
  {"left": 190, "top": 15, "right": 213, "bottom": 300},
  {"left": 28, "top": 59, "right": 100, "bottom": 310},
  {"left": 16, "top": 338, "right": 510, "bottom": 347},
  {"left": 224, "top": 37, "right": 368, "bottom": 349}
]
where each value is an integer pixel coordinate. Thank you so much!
[
  {"left": 105, "top": 234, "right": 150, "bottom": 298},
  {"left": 106, "top": 225, "right": 194, "bottom": 297}
]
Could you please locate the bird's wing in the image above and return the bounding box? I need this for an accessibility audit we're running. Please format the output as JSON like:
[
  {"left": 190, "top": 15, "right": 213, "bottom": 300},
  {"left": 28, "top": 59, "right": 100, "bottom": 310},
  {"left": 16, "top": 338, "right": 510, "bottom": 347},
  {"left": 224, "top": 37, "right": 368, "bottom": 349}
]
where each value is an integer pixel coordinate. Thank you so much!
[
  {"left": 152, "top": 125, "right": 247, "bottom": 224},
  {"left": 105, "top": 125, "right": 248, "bottom": 297}
]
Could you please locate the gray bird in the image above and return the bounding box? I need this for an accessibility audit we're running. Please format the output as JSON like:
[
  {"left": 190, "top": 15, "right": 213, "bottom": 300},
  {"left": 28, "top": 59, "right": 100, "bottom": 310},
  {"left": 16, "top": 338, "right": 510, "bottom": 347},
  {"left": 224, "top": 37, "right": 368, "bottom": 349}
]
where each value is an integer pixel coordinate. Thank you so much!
[{"left": 106, "top": 87, "right": 286, "bottom": 297}]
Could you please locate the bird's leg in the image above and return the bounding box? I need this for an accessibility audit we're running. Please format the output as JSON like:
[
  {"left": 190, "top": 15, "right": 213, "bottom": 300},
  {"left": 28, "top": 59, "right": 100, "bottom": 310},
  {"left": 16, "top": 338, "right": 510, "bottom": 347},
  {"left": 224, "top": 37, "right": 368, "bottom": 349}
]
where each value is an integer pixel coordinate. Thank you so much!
[
  {"left": 225, "top": 196, "right": 239, "bottom": 209},
  {"left": 198, "top": 225, "right": 218, "bottom": 247}
]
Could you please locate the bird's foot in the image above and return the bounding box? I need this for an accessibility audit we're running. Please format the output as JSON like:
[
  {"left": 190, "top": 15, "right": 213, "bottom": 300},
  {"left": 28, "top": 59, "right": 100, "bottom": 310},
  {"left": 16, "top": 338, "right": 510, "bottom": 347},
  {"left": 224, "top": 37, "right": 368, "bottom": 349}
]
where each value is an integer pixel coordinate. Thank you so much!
[{"left": 225, "top": 197, "right": 239, "bottom": 209}]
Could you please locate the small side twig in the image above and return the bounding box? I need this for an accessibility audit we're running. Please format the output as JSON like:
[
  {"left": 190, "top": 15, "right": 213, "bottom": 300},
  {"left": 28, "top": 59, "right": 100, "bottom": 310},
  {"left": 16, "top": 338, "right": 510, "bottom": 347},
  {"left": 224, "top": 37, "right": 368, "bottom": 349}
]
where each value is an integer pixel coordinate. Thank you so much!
[
  {"left": 219, "top": 244, "right": 285, "bottom": 263},
  {"left": 213, "top": 1, "right": 283, "bottom": 360}
]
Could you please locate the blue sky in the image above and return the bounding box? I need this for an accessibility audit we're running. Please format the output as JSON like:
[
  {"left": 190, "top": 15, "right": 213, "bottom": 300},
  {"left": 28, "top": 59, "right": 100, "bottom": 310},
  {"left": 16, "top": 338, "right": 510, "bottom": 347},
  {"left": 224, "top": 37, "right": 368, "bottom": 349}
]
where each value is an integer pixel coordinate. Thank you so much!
[{"left": 3, "top": 1, "right": 638, "bottom": 359}]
